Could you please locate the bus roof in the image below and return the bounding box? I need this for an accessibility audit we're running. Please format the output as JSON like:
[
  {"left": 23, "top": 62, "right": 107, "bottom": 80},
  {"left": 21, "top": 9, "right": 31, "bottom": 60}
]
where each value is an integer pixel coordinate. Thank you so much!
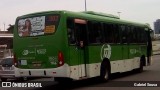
[
  {"left": 62, "top": 10, "right": 150, "bottom": 28},
  {"left": 16, "top": 10, "right": 150, "bottom": 29},
  {"left": 82, "top": 11, "right": 120, "bottom": 19}
]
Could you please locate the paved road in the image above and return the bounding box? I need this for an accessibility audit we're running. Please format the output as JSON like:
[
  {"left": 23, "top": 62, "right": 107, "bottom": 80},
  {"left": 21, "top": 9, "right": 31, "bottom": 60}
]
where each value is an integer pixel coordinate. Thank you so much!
[{"left": 0, "top": 55, "right": 160, "bottom": 90}]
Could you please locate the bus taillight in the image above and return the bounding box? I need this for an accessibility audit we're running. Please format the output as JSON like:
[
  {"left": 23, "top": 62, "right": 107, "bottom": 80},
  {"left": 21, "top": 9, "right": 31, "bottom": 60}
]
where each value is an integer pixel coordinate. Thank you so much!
[{"left": 58, "top": 51, "right": 64, "bottom": 67}]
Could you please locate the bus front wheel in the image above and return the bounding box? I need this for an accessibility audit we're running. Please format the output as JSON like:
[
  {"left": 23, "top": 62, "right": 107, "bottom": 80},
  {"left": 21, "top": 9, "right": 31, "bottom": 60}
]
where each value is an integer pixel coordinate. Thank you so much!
[{"left": 137, "top": 56, "right": 145, "bottom": 73}]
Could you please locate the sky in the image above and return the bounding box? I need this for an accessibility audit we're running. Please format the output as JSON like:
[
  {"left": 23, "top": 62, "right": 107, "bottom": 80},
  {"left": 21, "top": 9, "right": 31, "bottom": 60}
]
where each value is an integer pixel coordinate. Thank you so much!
[{"left": 0, "top": 0, "right": 160, "bottom": 30}]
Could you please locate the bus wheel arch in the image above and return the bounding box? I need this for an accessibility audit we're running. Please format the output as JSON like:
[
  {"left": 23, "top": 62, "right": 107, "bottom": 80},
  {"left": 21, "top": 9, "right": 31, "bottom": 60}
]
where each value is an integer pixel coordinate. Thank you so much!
[{"left": 100, "top": 58, "right": 111, "bottom": 81}]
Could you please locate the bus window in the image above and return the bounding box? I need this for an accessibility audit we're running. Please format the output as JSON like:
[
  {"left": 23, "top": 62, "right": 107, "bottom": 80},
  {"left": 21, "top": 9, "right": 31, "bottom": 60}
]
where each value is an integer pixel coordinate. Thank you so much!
[
  {"left": 136, "top": 27, "right": 142, "bottom": 43},
  {"left": 103, "top": 23, "right": 113, "bottom": 43},
  {"left": 120, "top": 25, "right": 127, "bottom": 44},
  {"left": 126, "top": 26, "right": 131, "bottom": 44},
  {"left": 113, "top": 24, "right": 120, "bottom": 43},
  {"left": 74, "top": 19, "right": 88, "bottom": 47},
  {"left": 141, "top": 28, "right": 147, "bottom": 43},
  {"left": 67, "top": 18, "right": 76, "bottom": 45},
  {"left": 104, "top": 23, "right": 120, "bottom": 44},
  {"left": 130, "top": 26, "right": 136, "bottom": 43},
  {"left": 88, "top": 21, "right": 103, "bottom": 44}
]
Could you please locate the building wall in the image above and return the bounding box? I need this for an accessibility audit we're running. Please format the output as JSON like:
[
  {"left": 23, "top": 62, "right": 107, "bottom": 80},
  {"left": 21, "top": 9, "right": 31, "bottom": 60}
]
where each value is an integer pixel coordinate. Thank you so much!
[
  {"left": 0, "top": 25, "right": 13, "bottom": 59},
  {"left": 0, "top": 34, "right": 13, "bottom": 59},
  {"left": 154, "top": 19, "right": 160, "bottom": 34}
]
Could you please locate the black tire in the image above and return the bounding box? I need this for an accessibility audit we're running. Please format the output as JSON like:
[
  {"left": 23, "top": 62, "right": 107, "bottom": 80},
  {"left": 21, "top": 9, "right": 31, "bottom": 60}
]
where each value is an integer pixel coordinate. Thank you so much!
[
  {"left": 137, "top": 56, "right": 145, "bottom": 73},
  {"left": 1, "top": 78, "right": 7, "bottom": 82},
  {"left": 100, "top": 59, "right": 110, "bottom": 81}
]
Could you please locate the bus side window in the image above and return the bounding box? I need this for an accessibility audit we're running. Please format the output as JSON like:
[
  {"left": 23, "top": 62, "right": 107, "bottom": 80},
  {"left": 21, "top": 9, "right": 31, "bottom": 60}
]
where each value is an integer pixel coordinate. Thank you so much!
[
  {"left": 121, "top": 25, "right": 127, "bottom": 44},
  {"left": 136, "top": 27, "right": 141, "bottom": 43},
  {"left": 141, "top": 28, "right": 147, "bottom": 43},
  {"left": 103, "top": 23, "right": 114, "bottom": 43},
  {"left": 126, "top": 26, "right": 131, "bottom": 44},
  {"left": 130, "top": 26, "right": 136, "bottom": 43},
  {"left": 67, "top": 18, "right": 76, "bottom": 45},
  {"left": 88, "top": 21, "right": 103, "bottom": 44},
  {"left": 113, "top": 24, "right": 120, "bottom": 43},
  {"left": 103, "top": 23, "right": 108, "bottom": 43}
]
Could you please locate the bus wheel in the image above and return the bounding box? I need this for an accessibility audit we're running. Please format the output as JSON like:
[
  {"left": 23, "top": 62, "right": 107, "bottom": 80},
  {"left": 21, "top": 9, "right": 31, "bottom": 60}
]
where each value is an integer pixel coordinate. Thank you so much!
[
  {"left": 100, "top": 59, "right": 110, "bottom": 81},
  {"left": 1, "top": 78, "right": 7, "bottom": 81},
  {"left": 137, "top": 56, "right": 145, "bottom": 73}
]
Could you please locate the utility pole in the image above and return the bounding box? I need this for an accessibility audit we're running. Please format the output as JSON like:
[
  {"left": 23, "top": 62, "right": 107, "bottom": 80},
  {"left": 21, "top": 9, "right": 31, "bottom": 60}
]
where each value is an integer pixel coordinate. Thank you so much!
[
  {"left": 85, "top": 0, "right": 87, "bottom": 11},
  {"left": 3, "top": 23, "right": 5, "bottom": 31}
]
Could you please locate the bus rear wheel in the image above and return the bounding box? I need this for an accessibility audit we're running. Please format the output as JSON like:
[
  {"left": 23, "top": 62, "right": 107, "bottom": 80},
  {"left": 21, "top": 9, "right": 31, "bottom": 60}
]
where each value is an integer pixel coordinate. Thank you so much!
[{"left": 100, "top": 59, "right": 110, "bottom": 81}]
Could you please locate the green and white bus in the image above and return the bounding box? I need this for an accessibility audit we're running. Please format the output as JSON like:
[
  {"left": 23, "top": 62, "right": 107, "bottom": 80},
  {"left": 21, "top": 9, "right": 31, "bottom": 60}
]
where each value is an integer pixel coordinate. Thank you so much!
[{"left": 13, "top": 10, "right": 152, "bottom": 81}]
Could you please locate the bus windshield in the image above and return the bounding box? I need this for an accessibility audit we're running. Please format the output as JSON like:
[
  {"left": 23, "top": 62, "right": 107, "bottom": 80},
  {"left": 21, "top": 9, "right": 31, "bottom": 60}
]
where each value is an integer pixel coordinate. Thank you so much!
[
  {"left": 17, "top": 14, "right": 60, "bottom": 37},
  {"left": 0, "top": 58, "right": 14, "bottom": 66}
]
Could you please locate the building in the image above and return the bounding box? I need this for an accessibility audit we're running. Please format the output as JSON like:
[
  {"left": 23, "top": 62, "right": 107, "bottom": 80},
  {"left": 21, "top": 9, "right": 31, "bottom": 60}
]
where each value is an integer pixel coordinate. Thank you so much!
[
  {"left": 7, "top": 24, "right": 14, "bottom": 33},
  {"left": 0, "top": 24, "right": 14, "bottom": 34},
  {"left": 0, "top": 25, "right": 14, "bottom": 59},
  {"left": 154, "top": 19, "right": 160, "bottom": 34}
]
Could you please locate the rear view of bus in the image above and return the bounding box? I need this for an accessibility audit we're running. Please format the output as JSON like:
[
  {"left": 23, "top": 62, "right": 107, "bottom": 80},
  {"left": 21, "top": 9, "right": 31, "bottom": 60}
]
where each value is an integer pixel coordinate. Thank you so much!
[
  {"left": 13, "top": 11, "right": 69, "bottom": 78},
  {"left": 14, "top": 10, "right": 153, "bottom": 81}
]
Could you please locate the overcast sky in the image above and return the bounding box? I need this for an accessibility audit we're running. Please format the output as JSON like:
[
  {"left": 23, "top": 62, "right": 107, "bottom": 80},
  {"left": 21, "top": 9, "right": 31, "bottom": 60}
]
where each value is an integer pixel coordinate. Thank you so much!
[{"left": 0, "top": 0, "right": 160, "bottom": 30}]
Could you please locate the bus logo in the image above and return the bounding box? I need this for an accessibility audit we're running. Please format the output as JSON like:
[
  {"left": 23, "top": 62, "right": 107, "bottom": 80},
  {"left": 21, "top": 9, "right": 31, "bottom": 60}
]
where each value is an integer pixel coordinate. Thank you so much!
[
  {"left": 22, "top": 50, "right": 29, "bottom": 56},
  {"left": 100, "top": 44, "right": 111, "bottom": 60}
]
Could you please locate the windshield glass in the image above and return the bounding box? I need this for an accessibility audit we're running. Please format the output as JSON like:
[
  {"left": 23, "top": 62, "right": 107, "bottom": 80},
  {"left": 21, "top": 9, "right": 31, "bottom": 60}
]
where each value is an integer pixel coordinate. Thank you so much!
[
  {"left": 0, "top": 58, "right": 14, "bottom": 66},
  {"left": 18, "top": 14, "right": 60, "bottom": 37}
]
